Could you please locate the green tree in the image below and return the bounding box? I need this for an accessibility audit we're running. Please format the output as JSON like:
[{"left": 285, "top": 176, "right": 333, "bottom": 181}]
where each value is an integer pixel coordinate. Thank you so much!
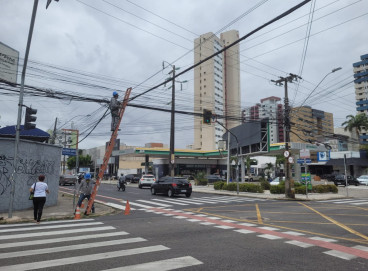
[
  {"left": 244, "top": 155, "right": 257, "bottom": 174},
  {"left": 275, "top": 154, "right": 285, "bottom": 176},
  {"left": 342, "top": 114, "right": 368, "bottom": 139},
  {"left": 265, "top": 162, "right": 274, "bottom": 178},
  {"left": 67, "top": 154, "right": 93, "bottom": 170},
  {"left": 342, "top": 114, "right": 368, "bottom": 148}
]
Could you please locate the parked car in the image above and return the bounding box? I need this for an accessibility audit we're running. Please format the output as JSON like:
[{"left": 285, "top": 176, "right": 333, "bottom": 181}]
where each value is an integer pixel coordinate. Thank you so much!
[
  {"left": 205, "top": 175, "right": 223, "bottom": 183},
  {"left": 357, "top": 175, "right": 368, "bottom": 185},
  {"left": 139, "top": 174, "right": 156, "bottom": 188},
  {"left": 151, "top": 176, "right": 192, "bottom": 197},
  {"left": 59, "top": 175, "right": 76, "bottom": 186},
  {"left": 270, "top": 177, "right": 282, "bottom": 186},
  {"left": 244, "top": 175, "right": 261, "bottom": 182},
  {"left": 333, "top": 175, "right": 360, "bottom": 186},
  {"left": 132, "top": 174, "right": 141, "bottom": 183}
]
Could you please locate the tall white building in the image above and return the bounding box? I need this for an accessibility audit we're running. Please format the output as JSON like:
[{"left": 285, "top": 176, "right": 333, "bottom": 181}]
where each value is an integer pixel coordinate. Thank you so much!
[
  {"left": 193, "top": 30, "right": 241, "bottom": 150},
  {"left": 353, "top": 53, "right": 368, "bottom": 144},
  {"left": 242, "top": 96, "right": 284, "bottom": 144}
]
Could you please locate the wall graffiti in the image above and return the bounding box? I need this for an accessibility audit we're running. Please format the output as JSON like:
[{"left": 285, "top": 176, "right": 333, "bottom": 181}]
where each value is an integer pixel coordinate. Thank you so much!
[{"left": 0, "top": 154, "right": 55, "bottom": 196}]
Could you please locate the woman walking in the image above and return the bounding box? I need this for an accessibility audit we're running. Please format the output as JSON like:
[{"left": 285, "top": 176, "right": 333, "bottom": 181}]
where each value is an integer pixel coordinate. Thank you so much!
[{"left": 30, "top": 175, "right": 49, "bottom": 223}]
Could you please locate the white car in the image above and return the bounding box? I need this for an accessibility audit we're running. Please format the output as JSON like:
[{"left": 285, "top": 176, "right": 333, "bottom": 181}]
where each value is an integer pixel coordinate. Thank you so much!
[
  {"left": 270, "top": 177, "right": 285, "bottom": 186},
  {"left": 357, "top": 175, "right": 368, "bottom": 186},
  {"left": 139, "top": 174, "right": 156, "bottom": 188}
]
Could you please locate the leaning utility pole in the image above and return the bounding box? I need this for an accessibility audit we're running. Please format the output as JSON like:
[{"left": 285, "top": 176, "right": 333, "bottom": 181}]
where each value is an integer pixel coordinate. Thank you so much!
[{"left": 272, "top": 73, "right": 301, "bottom": 199}]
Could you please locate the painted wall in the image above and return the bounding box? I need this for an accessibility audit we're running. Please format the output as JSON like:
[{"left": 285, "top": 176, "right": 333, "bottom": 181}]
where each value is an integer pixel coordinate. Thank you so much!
[{"left": 0, "top": 138, "right": 62, "bottom": 212}]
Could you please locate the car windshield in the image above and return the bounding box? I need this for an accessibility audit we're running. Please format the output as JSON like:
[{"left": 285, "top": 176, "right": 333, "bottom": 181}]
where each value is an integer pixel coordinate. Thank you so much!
[
  {"left": 143, "top": 175, "right": 154, "bottom": 178},
  {"left": 174, "top": 178, "right": 188, "bottom": 183}
]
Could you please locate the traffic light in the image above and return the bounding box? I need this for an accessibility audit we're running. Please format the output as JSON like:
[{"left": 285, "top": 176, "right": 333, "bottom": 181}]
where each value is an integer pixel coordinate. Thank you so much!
[
  {"left": 24, "top": 107, "right": 37, "bottom": 130},
  {"left": 203, "top": 109, "right": 212, "bottom": 124}
]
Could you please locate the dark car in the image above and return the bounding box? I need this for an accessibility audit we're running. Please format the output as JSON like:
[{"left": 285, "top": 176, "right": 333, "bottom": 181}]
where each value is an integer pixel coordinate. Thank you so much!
[
  {"left": 151, "top": 177, "right": 192, "bottom": 197},
  {"left": 333, "top": 175, "right": 360, "bottom": 186},
  {"left": 124, "top": 174, "right": 141, "bottom": 183},
  {"left": 59, "top": 175, "right": 76, "bottom": 186}
]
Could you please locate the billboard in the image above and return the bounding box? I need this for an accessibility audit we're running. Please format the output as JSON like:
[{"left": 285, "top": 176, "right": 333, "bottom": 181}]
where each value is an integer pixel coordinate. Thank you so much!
[{"left": 0, "top": 42, "right": 19, "bottom": 84}]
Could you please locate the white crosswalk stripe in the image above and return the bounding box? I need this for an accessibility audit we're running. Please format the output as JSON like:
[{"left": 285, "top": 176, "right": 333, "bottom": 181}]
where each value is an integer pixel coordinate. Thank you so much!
[
  {"left": 316, "top": 198, "right": 368, "bottom": 206},
  {"left": 0, "top": 219, "right": 203, "bottom": 271}
]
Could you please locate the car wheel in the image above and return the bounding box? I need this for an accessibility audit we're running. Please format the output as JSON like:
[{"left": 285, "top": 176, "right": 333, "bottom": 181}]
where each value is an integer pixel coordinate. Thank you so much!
[
  {"left": 151, "top": 188, "right": 156, "bottom": 195},
  {"left": 185, "top": 193, "right": 191, "bottom": 198},
  {"left": 167, "top": 188, "right": 174, "bottom": 197}
]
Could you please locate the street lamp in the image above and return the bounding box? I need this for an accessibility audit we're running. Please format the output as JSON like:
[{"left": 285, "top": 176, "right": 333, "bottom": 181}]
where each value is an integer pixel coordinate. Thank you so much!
[{"left": 299, "top": 67, "right": 342, "bottom": 107}]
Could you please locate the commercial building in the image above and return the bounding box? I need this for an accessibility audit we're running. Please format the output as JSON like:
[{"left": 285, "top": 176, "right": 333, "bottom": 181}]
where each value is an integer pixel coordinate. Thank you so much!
[
  {"left": 193, "top": 30, "right": 241, "bottom": 150},
  {"left": 290, "top": 106, "right": 334, "bottom": 144},
  {"left": 242, "top": 96, "right": 284, "bottom": 144},
  {"left": 353, "top": 53, "right": 368, "bottom": 144}
]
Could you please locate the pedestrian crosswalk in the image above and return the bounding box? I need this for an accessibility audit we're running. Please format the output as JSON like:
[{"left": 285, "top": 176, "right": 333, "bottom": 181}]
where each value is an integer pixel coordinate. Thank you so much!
[
  {"left": 0, "top": 219, "right": 202, "bottom": 271},
  {"left": 316, "top": 198, "right": 368, "bottom": 206},
  {"left": 125, "top": 195, "right": 267, "bottom": 210}
]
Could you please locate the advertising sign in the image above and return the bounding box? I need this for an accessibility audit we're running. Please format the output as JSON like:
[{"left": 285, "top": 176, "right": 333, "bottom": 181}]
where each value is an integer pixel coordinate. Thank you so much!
[
  {"left": 300, "top": 149, "right": 310, "bottom": 159},
  {"left": 317, "top": 151, "right": 330, "bottom": 162},
  {"left": 0, "top": 42, "right": 19, "bottom": 84}
]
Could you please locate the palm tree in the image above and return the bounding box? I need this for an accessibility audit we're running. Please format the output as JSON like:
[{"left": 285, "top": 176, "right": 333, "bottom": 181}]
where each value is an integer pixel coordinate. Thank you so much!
[
  {"left": 275, "top": 154, "right": 285, "bottom": 177},
  {"left": 265, "top": 162, "right": 274, "bottom": 178},
  {"left": 342, "top": 114, "right": 368, "bottom": 146},
  {"left": 244, "top": 155, "right": 257, "bottom": 175}
]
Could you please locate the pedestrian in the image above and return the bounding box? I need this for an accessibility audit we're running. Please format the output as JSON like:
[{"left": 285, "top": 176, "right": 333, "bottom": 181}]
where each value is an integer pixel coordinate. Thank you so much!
[
  {"left": 110, "top": 91, "right": 122, "bottom": 132},
  {"left": 76, "top": 172, "right": 95, "bottom": 214},
  {"left": 30, "top": 174, "right": 49, "bottom": 224}
]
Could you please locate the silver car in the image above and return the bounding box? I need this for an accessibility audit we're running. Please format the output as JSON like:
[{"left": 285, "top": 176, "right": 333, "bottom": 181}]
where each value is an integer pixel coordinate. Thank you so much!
[
  {"left": 357, "top": 175, "right": 368, "bottom": 185},
  {"left": 139, "top": 174, "right": 156, "bottom": 188}
]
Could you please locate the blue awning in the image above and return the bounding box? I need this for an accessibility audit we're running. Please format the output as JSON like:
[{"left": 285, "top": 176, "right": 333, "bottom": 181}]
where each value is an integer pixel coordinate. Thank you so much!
[{"left": 0, "top": 125, "right": 50, "bottom": 142}]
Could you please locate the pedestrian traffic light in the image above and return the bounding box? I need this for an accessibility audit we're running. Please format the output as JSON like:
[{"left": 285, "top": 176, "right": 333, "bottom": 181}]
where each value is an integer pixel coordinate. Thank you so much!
[
  {"left": 24, "top": 107, "right": 37, "bottom": 130},
  {"left": 203, "top": 109, "right": 212, "bottom": 124}
]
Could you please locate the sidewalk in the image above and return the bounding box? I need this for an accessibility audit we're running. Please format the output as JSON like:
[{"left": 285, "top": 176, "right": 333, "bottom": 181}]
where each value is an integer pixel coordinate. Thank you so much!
[
  {"left": 0, "top": 183, "right": 347, "bottom": 224},
  {"left": 0, "top": 192, "right": 116, "bottom": 224}
]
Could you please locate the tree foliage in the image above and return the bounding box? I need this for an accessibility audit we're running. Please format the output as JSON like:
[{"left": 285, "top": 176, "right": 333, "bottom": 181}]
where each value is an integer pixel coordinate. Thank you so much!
[
  {"left": 342, "top": 114, "right": 368, "bottom": 139},
  {"left": 67, "top": 154, "right": 93, "bottom": 170}
]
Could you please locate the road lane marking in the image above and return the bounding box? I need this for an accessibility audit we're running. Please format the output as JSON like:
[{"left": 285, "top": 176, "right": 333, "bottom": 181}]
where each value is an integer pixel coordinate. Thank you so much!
[
  {"left": 102, "top": 256, "right": 203, "bottom": 271},
  {"left": 0, "top": 226, "right": 115, "bottom": 240},
  {"left": 309, "top": 237, "right": 337, "bottom": 243},
  {"left": 323, "top": 250, "right": 357, "bottom": 260},
  {"left": 299, "top": 202, "right": 368, "bottom": 241},
  {"left": 136, "top": 200, "right": 171, "bottom": 207},
  {"left": 258, "top": 234, "right": 283, "bottom": 240},
  {"left": 0, "top": 238, "right": 146, "bottom": 259},
  {"left": 0, "top": 218, "right": 95, "bottom": 228},
  {"left": 258, "top": 226, "right": 279, "bottom": 231},
  {"left": 0, "top": 221, "right": 104, "bottom": 233},
  {"left": 234, "top": 229, "right": 254, "bottom": 234},
  {"left": 0, "top": 245, "right": 170, "bottom": 271},
  {"left": 0, "top": 231, "right": 129, "bottom": 249},
  {"left": 256, "top": 203, "right": 263, "bottom": 224},
  {"left": 152, "top": 199, "right": 189, "bottom": 205},
  {"left": 148, "top": 207, "right": 368, "bottom": 260},
  {"left": 286, "top": 240, "right": 314, "bottom": 248}
]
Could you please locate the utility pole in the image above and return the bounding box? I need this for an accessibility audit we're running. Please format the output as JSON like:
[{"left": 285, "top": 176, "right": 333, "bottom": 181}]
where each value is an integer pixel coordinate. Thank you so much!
[
  {"left": 272, "top": 73, "right": 301, "bottom": 199},
  {"left": 169, "top": 65, "right": 176, "bottom": 177},
  {"left": 8, "top": 0, "right": 39, "bottom": 218}
]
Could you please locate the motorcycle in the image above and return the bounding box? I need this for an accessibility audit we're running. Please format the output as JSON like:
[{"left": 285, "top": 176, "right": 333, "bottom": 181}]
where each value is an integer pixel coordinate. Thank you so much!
[{"left": 117, "top": 179, "right": 126, "bottom": 191}]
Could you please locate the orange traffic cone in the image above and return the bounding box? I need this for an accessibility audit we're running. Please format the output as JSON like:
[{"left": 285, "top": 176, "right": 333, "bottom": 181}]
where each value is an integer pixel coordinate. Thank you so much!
[
  {"left": 74, "top": 206, "right": 81, "bottom": 220},
  {"left": 124, "top": 200, "right": 131, "bottom": 215},
  {"left": 81, "top": 203, "right": 85, "bottom": 208}
]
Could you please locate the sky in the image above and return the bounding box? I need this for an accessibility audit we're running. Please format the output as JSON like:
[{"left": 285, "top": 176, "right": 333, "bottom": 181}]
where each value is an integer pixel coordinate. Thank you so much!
[{"left": 0, "top": 0, "right": 367, "bottom": 150}]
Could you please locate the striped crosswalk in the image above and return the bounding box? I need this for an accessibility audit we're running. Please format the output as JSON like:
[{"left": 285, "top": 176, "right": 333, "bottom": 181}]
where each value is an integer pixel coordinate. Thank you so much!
[
  {"left": 0, "top": 219, "right": 202, "bottom": 270},
  {"left": 316, "top": 198, "right": 368, "bottom": 206},
  {"left": 127, "top": 195, "right": 267, "bottom": 210}
]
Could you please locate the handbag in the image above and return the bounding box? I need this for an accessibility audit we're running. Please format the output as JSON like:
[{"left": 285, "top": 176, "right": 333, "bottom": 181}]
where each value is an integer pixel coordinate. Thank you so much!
[{"left": 29, "top": 182, "right": 37, "bottom": 200}]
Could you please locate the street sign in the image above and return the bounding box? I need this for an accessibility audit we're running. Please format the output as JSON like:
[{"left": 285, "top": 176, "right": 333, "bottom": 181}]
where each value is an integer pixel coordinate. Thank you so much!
[
  {"left": 300, "top": 149, "right": 310, "bottom": 159},
  {"left": 297, "top": 158, "right": 311, "bottom": 164},
  {"left": 62, "top": 148, "right": 77, "bottom": 156}
]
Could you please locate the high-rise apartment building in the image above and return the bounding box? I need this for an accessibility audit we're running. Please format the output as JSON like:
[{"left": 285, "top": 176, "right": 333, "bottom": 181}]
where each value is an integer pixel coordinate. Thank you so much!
[
  {"left": 290, "top": 106, "right": 334, "bottom": 144},
  {"left": 353, "top": 53, "right": 368, "bottom": 143},
  {"left": 242, "top": 96, "right": 284, "bottom": 144},
  {"left": 193, "top": 30, "right": 241, "bottom": 150}
]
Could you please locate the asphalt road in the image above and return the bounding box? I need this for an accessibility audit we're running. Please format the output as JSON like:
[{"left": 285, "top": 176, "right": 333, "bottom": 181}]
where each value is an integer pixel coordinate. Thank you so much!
[{"left": 1, "top": 183, "right": 367, "bottom": 270}]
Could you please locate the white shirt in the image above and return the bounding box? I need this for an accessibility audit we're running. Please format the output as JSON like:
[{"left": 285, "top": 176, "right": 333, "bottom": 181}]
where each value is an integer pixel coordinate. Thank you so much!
[{"left": 31, "top": 182, "right": 48, "bottom": 197}]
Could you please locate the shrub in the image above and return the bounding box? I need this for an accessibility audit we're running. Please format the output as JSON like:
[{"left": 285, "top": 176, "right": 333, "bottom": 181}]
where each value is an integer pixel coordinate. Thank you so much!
[
  {"left": 214, "top": 181, "right": 225, "bottom": 190},
  {"left": 225, "top": 183, "right": 238, "bottom": 191},
  {"left": 294, "top": 181, "right": 303, "bottom": 187},
  {"left": 312, "top": 184, "right": 337, "bottom": 193},
  {"left": 295, "top": 185, "right": 307, "bottom": 194},
  {"left": 239, "top": 183, "right": 264, "bottom": 193},
  {"left": 270, "top": 184, "right": 285, "bottom": 194},
  {"left": 260, "top": 180, "right": 270, "bottom": 190},
  {"left": 195, "top": 171, "right": 207, "bottom": 186}
]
